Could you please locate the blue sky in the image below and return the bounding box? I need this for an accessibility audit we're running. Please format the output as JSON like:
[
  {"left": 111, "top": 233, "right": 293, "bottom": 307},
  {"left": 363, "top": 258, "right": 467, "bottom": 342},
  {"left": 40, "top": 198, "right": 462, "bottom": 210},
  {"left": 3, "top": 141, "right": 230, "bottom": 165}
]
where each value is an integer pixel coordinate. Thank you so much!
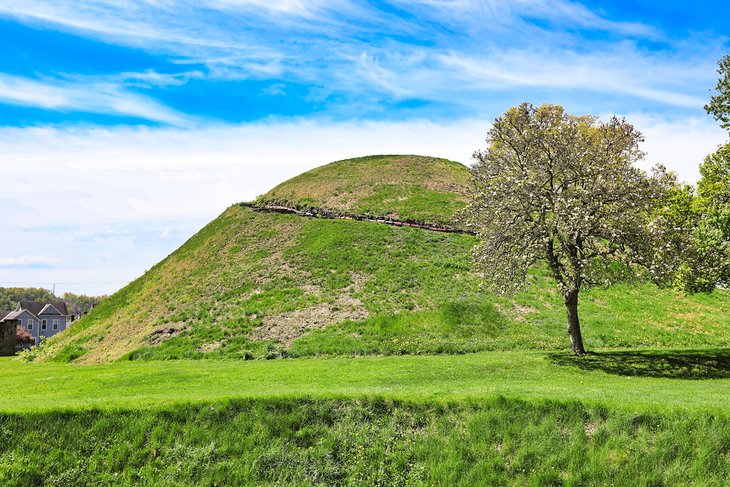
[
  {"left": 0, "top": 0, "right": 728, "bottom": 295},
  {"left": 0, "top": 0, "right": 727, "bottom": 125}
]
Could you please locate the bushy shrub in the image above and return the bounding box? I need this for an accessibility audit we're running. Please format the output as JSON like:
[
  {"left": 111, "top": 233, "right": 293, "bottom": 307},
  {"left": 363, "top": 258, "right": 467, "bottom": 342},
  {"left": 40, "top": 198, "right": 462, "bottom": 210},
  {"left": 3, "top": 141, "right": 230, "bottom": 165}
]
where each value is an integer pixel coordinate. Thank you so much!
[{"left": 16, "top": 327, "right": 33, "bottom": 346}]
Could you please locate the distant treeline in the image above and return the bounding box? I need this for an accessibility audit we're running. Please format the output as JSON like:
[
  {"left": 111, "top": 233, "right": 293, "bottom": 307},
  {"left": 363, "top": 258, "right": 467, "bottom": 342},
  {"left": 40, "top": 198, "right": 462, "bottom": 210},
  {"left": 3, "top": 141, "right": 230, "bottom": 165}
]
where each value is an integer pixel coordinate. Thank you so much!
[{"left": 0, "top": 287, "right": 106, "bottom": 315}]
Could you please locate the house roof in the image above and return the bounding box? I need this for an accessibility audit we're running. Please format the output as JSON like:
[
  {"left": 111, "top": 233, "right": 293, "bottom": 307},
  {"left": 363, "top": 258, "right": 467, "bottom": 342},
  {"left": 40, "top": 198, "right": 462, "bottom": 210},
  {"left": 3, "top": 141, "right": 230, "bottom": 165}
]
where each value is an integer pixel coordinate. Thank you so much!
[
  {"left": 39, "top": 303, "right": 63, "bottom": 315},
  {"left": 18, "top": 301, "right": 69, "bottom": 316},
  {"left": 3, "top": 309, "right": 27, "bottom": 321},
  {"left": 0, "top": 311, "right": 10, "bottom": 321}
]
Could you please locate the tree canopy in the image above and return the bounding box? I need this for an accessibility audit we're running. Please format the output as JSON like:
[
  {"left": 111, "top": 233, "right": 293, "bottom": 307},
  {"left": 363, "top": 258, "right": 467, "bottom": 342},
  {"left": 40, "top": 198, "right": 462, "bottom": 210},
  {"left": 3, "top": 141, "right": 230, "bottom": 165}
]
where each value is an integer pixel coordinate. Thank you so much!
[
  {"left": 0, "top": 287, "right": 56, "bottom": 311},
  {"left": 705, "top": 55, "right": 730, "bottom": 131},
  {"left": 693, "top": 57, "right": 730, "bottom": 290},
  {"left": 665, "top": 55, "right": 730, "bottom": 293},
  {"left": 675, "top": 138, "right": 730, "bottom": 292},
  {"left": 466, "top": 103, "right": 674, "bottom": 354},
  {"left": 0, "top": 287, "right": 105, "bottom": 316}
]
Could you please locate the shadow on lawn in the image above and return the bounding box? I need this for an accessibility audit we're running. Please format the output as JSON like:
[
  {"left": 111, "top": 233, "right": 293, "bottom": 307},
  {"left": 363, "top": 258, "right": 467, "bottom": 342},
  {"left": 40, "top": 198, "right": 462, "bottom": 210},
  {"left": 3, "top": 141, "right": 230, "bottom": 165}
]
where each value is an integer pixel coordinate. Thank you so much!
[{"left": 547, "top": 348, "right": 730, "bottom": 380}]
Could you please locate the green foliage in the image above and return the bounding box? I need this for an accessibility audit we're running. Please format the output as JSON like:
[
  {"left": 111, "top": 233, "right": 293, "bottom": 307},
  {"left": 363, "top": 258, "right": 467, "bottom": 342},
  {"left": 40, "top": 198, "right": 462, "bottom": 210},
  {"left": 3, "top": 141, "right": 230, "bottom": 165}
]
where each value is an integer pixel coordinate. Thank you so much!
[
  {"left": 646, "top": 183, "right": 697, "bottom": 287},
  {"left": 61, "top": 292, "right": 106, "bottom": 315},
  {"left": 705, "top": 54, "right": 730, "bottom": 131},
  {"left": 467, "top": 103, "right": 675, "bottom": 354},
  {"left": 467, "top": 103, "right": 667, "bottom": 295},
  {"left": 698, "top": 143, "right": 730, "bottom": 203},
  {"left": 696, "top": 148, "right": 730, "bottom": 286},
  {"left": 0, "top": 288, "right": 55, "bottom": 311},
  {"left": 671, "top": 54, "right": 730, "bottom": 291},
  {"left": 664, "top": 143, "right": 730, "bottom": 293}
]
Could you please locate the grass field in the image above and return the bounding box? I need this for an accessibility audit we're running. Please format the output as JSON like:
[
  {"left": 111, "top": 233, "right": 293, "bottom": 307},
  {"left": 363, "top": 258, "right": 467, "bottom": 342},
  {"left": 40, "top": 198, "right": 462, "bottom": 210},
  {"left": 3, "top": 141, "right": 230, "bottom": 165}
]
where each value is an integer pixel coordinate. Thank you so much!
[
  {"left": 2, "top": 352, "right": 730, "bottom": 485},
  {"left": 3, "top": 397, "right": 729, "bottom": 486},
  {"left": 3, "top": 350, "right": 730, "bottom": 413}
]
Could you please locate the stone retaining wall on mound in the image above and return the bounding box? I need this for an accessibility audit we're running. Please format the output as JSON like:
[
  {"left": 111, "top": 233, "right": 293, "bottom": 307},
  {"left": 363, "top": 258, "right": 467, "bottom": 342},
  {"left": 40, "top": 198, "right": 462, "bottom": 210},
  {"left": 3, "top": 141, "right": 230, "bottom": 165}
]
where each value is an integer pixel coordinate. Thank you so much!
[{"left": 241, "top": 202, "right": 475, "bottom": 235}]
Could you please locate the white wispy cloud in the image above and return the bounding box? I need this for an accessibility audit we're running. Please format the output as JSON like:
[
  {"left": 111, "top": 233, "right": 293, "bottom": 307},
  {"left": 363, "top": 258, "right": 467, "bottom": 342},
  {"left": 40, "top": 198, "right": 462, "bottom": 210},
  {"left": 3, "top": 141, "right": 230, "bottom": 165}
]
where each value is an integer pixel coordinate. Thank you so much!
[
  {"left": 436, "top": 48, "right": 711, "bottom": 108},
  {"left": 0, "top": 0, "right": 724, "bottom": 116},
  {"left": 0, "top": 256, "right": 60, "bottom": 268},
  {"left": 627, "top": 114, "right": 729, "bottom": 183},
  {"left": 392, "top": 0, "right": 658, "bottom": 38},
  {"left": 0, "top": 73, "right": 193, "bottom": 125}
]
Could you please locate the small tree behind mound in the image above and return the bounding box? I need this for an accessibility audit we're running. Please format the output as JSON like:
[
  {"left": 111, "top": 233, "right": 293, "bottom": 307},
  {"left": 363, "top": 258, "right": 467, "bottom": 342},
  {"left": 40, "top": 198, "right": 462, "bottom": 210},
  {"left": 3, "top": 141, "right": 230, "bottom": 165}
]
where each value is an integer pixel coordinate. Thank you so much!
[{"left": 466, "top": 103, "right": 675, "bottom": 355}]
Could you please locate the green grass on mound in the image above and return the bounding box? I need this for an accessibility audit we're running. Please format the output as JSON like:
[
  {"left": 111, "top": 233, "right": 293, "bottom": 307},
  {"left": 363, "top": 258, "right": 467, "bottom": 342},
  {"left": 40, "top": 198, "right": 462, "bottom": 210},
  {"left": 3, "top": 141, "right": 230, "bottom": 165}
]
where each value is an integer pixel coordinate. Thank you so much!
[
  {"left": 1, "top": 398, "right": 729, "bottom": 486},
  {"left": 258, "top": 154, "right": 471, "bottom": 225},
  {"left": 29, "top": 203, "right": 730, "bottom": 364}
]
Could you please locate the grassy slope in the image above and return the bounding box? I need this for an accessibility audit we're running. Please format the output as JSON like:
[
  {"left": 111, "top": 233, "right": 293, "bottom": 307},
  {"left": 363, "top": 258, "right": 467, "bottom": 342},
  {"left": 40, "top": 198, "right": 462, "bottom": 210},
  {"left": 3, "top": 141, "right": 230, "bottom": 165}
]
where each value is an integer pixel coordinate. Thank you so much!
[
  {"left": 31, "top": 204, "right": 730, "bottom": 363},
  {"left": 2, "top": 354, "right": 730, "bottom": 485},
  {"left": 258, "top": 154, "right": 471, "bottom": 225}
]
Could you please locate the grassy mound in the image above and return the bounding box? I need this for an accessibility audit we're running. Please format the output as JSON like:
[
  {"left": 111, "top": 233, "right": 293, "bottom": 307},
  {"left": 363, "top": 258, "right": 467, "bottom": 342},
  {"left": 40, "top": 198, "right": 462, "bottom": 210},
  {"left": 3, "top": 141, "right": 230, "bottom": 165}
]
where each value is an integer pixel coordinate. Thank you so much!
[{"left": 29, "top": 155, "right": 730, "bottom": 363}]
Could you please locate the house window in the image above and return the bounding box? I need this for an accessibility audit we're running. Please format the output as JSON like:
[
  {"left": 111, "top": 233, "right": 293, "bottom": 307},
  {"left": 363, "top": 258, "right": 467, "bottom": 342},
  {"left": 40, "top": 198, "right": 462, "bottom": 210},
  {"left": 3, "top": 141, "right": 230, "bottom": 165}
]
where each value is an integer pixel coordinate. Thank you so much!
[
  {"left": 27, "top": 320, "right": 33, "bottom": 330},
  {"left": 53, "top": 319, "right": 59, "bottom": 330},
  {"left": 41, "top": 321, "right": 47, "bottom": 330}
]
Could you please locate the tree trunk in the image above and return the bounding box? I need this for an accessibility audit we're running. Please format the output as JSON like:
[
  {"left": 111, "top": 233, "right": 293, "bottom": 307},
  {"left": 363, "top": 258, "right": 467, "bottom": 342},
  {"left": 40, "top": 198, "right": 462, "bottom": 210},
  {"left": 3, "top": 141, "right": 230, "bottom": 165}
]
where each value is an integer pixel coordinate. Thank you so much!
[{"left": 564, "top": 289, "right": 586, "bottom": 355}]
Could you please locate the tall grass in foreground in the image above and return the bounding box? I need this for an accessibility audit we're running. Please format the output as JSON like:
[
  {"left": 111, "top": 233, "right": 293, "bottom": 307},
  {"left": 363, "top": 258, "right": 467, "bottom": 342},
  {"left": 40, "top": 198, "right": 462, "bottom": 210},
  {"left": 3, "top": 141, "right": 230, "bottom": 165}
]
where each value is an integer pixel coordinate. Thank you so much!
[{"left": 1, "top": 397, "right": 728, "bottom": 486}]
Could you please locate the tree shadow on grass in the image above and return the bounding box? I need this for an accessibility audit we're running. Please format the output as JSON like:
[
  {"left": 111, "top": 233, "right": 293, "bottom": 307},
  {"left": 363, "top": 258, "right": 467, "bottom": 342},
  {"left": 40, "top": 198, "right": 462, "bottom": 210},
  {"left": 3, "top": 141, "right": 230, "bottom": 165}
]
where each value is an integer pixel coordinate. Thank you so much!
[{"left": 547, "top": 348, "right": 730, "bottom": 380}]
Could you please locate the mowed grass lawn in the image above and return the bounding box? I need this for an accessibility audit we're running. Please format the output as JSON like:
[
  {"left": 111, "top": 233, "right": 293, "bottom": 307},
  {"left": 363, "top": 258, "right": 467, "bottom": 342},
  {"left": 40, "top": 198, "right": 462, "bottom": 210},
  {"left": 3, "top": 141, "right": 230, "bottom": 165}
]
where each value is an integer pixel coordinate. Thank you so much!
[{"left": 3, "top": 348, "right": 730, "bottom": 413}]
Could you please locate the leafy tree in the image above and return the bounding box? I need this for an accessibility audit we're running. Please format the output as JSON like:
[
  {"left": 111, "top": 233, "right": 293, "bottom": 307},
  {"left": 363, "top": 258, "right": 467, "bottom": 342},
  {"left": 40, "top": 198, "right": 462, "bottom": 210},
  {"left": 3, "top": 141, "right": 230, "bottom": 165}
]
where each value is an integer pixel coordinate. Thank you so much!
[
  {"left": 466, "top": 103, "right": 674, "bottom": 354},
  {"left": 691, "top": 56, "right": 730, "bottom": 290},
  {"left": 674, "top": 143, "right": 730, "bottom": 292},
  {"left": 645, "top": 55, "right": 730, "bottom": 293},
  {"left": 644, "top": 183, "right": 697, "bottom": 288},
  {"left": 705, "top": 55, "right": 730, "bottom": 130}
]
